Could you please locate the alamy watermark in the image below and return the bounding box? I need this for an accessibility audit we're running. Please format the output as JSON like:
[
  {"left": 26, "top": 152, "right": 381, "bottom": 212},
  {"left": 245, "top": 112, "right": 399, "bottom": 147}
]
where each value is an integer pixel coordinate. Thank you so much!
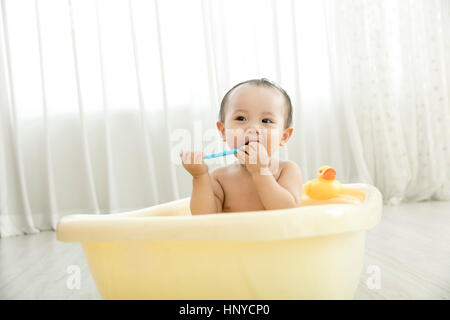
[
  {"left": 366, "top": 265, "right": 381, "bottom": 290},
  {"left": 171, "top": 121, "right": 282, "bottom": 174},
  {"left": 66, "top": 265, "right": 81, "bottom": 290}
]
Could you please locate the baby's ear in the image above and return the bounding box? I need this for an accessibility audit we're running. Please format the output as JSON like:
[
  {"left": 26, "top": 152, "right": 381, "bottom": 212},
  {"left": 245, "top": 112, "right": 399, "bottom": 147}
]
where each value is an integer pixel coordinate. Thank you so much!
[
  {"left": 216, "top": 121, "right": 226, "bottom": 141},
  {"left": 280, "top": 127, "right": 294, "bottom": 146}
]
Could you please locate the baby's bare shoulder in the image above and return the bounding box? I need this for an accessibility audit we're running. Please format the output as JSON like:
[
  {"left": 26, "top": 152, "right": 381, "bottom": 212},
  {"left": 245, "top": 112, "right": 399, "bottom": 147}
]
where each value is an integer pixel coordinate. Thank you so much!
[
  {"left": 279, "top": 159, "right": 301, "bottom": 169},
  {"left": 274, "top": 159, "right": 300, "bottom": 172},
  {"left": 277, "top": 160, "right": 302, "bottom": 178},
  {"left": 278, "top": 160, "right": 303, "bottom": 181}
]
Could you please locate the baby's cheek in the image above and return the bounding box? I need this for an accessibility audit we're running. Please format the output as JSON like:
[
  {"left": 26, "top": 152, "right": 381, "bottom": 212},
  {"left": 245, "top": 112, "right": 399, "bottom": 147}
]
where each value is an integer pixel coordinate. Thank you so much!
[
  {"left": 266, "top": 144, "right": 275, "bottom": 157},
  {"left": 225, "top": 129, "right": 245, "bottom": 148},
  {"left": 266, "top": 135, "right": 275, "bottom": 151},
  {"left": 266, "top": 132, "right": 281, "bottom": 155},
  {"left": 223, "top": 131, "right": 235, "bottom": 147}
]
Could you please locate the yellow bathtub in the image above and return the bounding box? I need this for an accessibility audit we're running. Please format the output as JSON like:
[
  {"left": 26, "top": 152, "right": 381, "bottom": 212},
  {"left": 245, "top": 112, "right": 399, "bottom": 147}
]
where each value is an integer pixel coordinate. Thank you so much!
[{"left": 56, "top": 183, "right": 382, "bottom": 300}]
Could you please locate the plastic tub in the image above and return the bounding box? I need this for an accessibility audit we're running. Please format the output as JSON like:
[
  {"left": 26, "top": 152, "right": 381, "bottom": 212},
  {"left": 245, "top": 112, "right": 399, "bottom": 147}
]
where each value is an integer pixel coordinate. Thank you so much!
[{"left": 56, "top": 183, "right": 382, "bottom": 299}]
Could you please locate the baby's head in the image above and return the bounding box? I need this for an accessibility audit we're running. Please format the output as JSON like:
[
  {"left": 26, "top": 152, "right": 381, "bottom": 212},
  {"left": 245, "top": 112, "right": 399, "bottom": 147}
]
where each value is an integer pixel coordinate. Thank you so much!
[{"left": 217, "top": 78, "right": 294, "bottom": 157}]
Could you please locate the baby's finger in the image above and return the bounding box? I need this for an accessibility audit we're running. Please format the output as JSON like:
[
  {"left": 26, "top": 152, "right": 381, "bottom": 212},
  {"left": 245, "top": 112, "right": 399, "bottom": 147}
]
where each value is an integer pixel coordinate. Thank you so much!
[
  {"left": 248, "top": 141, "right": 262, "bottom": 155},
  {"left": 199, "top": 152, "right": 206, "bottom": 164},
  {"left": 183, "top": 151, "right": 190, "bottom": 163},
  {"left": 180, "top": 151, "right": 187, "bottom": 163},
  {"left": 247, "top": 144, "right": 260, "bottom": 164},
  {"left": 242, "top": 149, "right": 250, "bottom": 164},
  {"left": 236, "top": 149, "right": 247, "bottom": 165},
  {"left": 193, "top": 152, "right": 202, "bottom": 164},
  {"left": 240, "top": 145, "right": 250, "bottom": 155},
  {"left": 185, "top": 151, "right": 194, "bottom": 164},
  {"left": 248, "top": 141, "right": 258, "bottom": 149}
]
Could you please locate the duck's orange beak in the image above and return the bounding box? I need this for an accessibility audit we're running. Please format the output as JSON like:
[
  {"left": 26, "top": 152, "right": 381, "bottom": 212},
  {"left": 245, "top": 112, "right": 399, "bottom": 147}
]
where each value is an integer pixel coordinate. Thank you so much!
[{"left": 321, "top": 168, "right": 336, "bottom": 181}]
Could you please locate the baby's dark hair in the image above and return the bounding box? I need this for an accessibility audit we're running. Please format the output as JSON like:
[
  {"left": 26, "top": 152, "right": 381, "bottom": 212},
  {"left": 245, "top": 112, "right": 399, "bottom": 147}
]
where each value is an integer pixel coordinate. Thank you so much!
[{"left": 219, "top": 78, "right": 293, "bottom": 128}]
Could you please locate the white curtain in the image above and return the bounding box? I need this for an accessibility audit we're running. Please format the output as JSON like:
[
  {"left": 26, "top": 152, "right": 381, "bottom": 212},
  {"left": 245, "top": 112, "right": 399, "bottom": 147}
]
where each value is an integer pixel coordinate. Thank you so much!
[
  {"left": 0, "top": 0, "right": 449, "bottom": 238},
  {"left": 328, "top": 0, "right": 450, "bottom": 204}
]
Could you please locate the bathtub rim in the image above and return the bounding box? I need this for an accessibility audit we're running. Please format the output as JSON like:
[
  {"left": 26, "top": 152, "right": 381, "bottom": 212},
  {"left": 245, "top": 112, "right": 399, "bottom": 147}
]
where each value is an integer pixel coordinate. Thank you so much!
[{"left": 56, "top": 183, "right": 383, "bottom": 242}]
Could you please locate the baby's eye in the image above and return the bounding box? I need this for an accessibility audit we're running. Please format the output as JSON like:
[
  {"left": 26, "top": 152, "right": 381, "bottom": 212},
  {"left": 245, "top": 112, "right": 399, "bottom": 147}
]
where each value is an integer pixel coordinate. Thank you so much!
[
  {"left": 236, "top": 116, "right": 246, "bottom": 121},
  {"left": 262, "top": 119, "right": 273, "bottom": 124}
]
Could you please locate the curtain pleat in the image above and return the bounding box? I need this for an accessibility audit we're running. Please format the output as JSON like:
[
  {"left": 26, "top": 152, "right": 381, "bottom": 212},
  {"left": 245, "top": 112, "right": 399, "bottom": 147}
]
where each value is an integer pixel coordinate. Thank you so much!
[
  {"left": 35, "top": 0, "right": 58, "bottom": 229},
  {"left": 200, "top": 0, "right": 219, "bottom": 114},
  {"left": 127, "top": 0, "right": 159, "bottom": 205},
  {"left": 324, "top": 0, "right": 374, "bottom": 185},
  {"left": 289, "top": 0, "right": 308, "bottom": 178},
  {"left": 212, "top": 0, "right": 230, "bottom": 94},
  {"left": 270, "top": 0, "right": 290, "bottom": 162},
  {"left": 0, "top": 0, "right": 39, "bottom": 236},
  {"left": 153, "top": 0, "right": 179, "bottom": 201},
  {"left": 67, "top": 0, "right": 101, "bottom": 214},
  {"left": 94, "top": 0, "right": 120, "bottom": 211}
]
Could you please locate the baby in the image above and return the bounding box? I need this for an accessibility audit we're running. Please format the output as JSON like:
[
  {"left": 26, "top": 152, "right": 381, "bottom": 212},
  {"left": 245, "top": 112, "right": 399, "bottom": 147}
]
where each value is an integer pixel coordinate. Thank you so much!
[{"left": 180, "top": 78, "right": 303, "bottom": 214}]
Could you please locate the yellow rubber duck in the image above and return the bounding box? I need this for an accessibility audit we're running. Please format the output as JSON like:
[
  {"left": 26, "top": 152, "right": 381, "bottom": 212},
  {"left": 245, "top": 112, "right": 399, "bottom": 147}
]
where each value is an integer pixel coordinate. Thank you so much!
[{"left": 303, "top": 165, "right": 341, "bottom": 200}]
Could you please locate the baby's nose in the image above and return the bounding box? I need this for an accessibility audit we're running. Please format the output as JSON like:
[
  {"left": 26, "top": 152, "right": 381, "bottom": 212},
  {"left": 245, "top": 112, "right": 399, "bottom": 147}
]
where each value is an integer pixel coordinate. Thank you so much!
[{"left": 246, "top": 125, "right": 261, "bottom": 135}]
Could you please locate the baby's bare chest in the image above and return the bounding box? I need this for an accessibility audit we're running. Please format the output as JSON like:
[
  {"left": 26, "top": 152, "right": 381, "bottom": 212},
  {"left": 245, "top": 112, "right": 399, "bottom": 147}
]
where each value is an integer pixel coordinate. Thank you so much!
[
  {"left": 219, "top": 169, "right": 282, "bottom": 213},
  {"left": 221, "top": 176, "right": 263, "bottom": 212}
]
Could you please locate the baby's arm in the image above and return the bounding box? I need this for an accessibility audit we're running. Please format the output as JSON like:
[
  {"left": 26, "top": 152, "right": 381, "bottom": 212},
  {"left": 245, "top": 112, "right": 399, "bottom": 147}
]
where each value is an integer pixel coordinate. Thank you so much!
[
  {"left": 190, "top": 173, "right": 220, "bottom": 215},
  {"left": 180, "top": 151, "right": 223, "bottom": 215},
  {"left": 251, "top": 160, "right": 303, "bottom": 210}
]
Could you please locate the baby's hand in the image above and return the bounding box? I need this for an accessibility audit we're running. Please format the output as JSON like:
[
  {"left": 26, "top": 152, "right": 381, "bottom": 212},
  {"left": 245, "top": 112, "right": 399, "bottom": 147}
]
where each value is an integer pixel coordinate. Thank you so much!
[
  {"left": 180, "top": 151, "right": 209, "bottom": 177},
  {"left": 235, "top": 142, "right": 271, "bottom": 176}
]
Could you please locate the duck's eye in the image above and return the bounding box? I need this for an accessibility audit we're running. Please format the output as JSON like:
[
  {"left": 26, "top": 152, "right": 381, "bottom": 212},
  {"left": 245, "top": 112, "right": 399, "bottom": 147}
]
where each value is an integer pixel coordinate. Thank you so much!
[{"left": 319, "top": 170, "right": 322, "bottom": 173}]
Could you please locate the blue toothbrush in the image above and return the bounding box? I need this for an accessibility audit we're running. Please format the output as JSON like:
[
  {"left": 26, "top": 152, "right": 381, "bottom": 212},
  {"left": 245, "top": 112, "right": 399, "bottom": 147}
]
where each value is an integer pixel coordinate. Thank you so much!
[{"left": 204, "top": 149, "right": 238, "bottom": 159}]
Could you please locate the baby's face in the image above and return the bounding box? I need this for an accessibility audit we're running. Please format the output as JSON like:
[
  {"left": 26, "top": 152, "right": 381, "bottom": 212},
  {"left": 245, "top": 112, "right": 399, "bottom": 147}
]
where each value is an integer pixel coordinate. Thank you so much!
[{"left": 217, "top": 85, "right": 293, "bottom": 157}]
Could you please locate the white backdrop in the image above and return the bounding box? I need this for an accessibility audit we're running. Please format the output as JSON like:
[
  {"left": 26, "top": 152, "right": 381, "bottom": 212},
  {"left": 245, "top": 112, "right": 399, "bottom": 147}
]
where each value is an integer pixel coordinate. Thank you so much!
[{"left": 0, "top": 0, "right": 449, "bottom": 238}]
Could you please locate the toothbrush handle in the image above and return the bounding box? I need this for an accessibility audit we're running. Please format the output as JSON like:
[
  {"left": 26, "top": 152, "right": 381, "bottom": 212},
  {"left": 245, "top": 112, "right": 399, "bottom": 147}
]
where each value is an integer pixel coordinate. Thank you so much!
[{"left": 204, "top": 149, "right": 238, "bottom": 159}]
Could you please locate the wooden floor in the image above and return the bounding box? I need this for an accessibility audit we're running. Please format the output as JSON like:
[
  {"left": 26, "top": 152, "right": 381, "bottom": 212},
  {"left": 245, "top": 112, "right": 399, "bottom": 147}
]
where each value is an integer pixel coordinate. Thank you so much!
[{"left": 1, "top": 201, "right": 449, "bottom": 300}]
